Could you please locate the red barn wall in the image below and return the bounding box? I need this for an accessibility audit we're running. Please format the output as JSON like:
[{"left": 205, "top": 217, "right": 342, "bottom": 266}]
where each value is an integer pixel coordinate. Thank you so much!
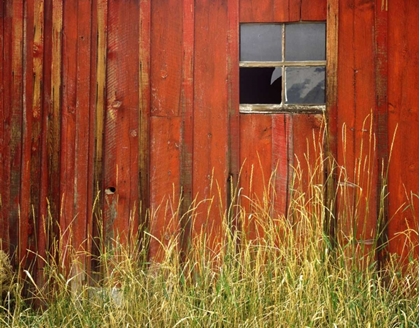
[{"left": 0, "top": 0, "right": 417, "bottom": 284}]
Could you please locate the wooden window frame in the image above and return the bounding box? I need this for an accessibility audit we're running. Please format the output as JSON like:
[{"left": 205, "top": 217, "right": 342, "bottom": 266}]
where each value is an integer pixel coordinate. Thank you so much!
[{"left": 239, "top": 22, "right": 326, "bottom": 114}]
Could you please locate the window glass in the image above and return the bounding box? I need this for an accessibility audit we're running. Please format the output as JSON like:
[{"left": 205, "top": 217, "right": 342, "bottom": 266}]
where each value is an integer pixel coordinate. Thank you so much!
[
  {"left": 285, "top": 67, "right": 325, "bottom": 104},
  {"left": 240, "top": 24, "right": 282, "bottom": 61},
  {"left": 239, "top": 22, "right": 326, "bottom": 109},
  {"left": 285, "top": 23, "right": 326, "bottom": 61}
]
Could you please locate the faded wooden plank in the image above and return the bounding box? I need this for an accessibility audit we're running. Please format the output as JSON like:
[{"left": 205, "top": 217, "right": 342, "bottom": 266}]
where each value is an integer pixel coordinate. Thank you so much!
[
  {"left": 150, "top": 0, "right": 183, "bottom": 117},
  {"left": 60, "top": 0, "right": 78, "bottom": 272},
  {"left": 336, "top": 0, "right": 378, "bottom": 264},
  {"left": 239, "top": 114, "right": 273, "bottom": 240},
  {"left": 48, "top": 0, "right": 63, "bottom": 251},
  {"left": 301, "top": 0, "right": 327, "bottom": 21},
  {"left": 272, "top": 114, "right": 290, "bottom": 219},
  {"left": 179, "top": 0, "right": 194, "bottom": 257},
  {"left": 193, "top": 0, "right": 229, "bottom": 254},
  {"left": 9, "top": 0, "right": 24, "bottom": 266},
  {"left": 38, "top": 0, "right": 52, "bottom": 288},
  {"left": 104, "top": 0, "right": 140, "bottom": 247},
  {"left": 387, "top": 0, "right": 419, "bottom": 262},
  {"left": 325, "top": 0, "right": 339, "bottom": 245},
  {"left": 139, "top": 0, "right": 151, "bottom": 242},
  {"left": 240, "top": 0, "right": 300, "bottom": 22},
  {"left": 0, "top": 1, "right": 6, "bottom": 251},
  {"left": 227, "top": 0, "right": 240, "bottom": 239},
  {"left": 148, "top": 0, "right": 184, "bottom": 261},
  {"left": 21, "top": 0, "right": 45, "bottom": 276},
  {"left": 149, "top": 117, "right": 181, "bottom": 261},
  {"left": 373, "top": 0, "right": 388, "bottom": 264},
  {"left": 73, "top": 0, "right": 93, "bottom": 285},
  {"left": 290, "top": 114, "right": 325, "bottom": 250}
]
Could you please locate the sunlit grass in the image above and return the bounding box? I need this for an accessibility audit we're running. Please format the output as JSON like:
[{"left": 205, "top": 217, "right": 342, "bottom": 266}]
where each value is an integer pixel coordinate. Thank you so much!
[{"left": 0, "top": 116, "right": 418, "bottom": 327}]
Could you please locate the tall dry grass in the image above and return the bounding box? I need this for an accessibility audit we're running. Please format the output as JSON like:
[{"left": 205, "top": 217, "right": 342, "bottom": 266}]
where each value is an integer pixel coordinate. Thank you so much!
[{"left": 0, "top": 115, "right": 418, "bottom": 327}]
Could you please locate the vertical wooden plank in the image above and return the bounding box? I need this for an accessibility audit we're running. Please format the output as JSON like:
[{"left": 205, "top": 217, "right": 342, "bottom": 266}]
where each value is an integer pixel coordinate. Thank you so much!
[
  {"left": 0, "top": 1, "right": 6, "bottom": 251},
  {"left": 290, "top": 114, "right": 325, "bottom": 250},
  {"left": 60, "top": 0, "right": 78, "bottom": 272},
  {"left": 38, "top": 0, "right": 53, "bottom": 288},
  {"left": 139, "top": 0, "right": 151, "bottom": 245},
  {"left": 104, "top": 0, "right": 140, "bottom": 248},
  {"left": 150, "top": 0, "right": 182, "bottom": 117},
  {"left": 272, "top": 114, "right": 290, "bottom": 218},
  {"left": 326, "top": 0, "right": 339, "bottom": 247},
  {"left": 149, "top": 117, "right": 181, "bottom": 261},
  {"left": 90, "top": 0, "right": 107, "bottom": 279},
  {"left": 73, "top": 0, "right": 93, "bottom": 285},
  {"left": 387, "top": 0, "right": 419, "bottom": 262},
  {"left": 193, "top": 0, "right": 229, "bottom": 254},
  {"left": 148, "top": 0, "right": 183, "bottom": 261},
  {"left": 337, "top": 0, "right": 378, "bottom": 264},
  {"left": 21, "top": 0, "right": 45, "bottom": 276},
  {"left": 227, "top": 0, "right": 240, "bottom": 239},
  {"left": 301, "top": 0, "right": 327, "bottom": 21},
  {"left": 373, "top": 0, "right": 388, "bottom": 265},
  {"left": 239, "top": 114, "right": 273, "bottom": 240},
  {"left": 8, "top": 0, "right": 24, "bottom": 266},
  {"left": 240, "top": 0, "right": 300, "bottom": 22},
  {"left": 48, "top": 0, "right": 62, "bottom": 259},
  {"left": 179, "top": 0, "right": 194, "bottom": 257}
]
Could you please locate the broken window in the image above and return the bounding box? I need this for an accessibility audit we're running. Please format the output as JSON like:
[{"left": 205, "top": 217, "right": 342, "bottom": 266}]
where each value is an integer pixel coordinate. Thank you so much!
[{"left": 240, "top": 22, "right": 326, "bottom": 113}]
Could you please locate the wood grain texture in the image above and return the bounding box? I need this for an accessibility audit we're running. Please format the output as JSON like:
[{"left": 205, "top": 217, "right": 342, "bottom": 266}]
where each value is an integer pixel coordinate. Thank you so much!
[
  {"left": 239, "top": 114, "right": 273, "bottom": 240},
  {"left": 149, "top": 117, "right": 181, "bottom": 261},
  {"left": 240, "top": 0, "right": 300, "bottom": 22},
  {"left": 9, "top": 1, "right": 24, "bottom": 266},
  {"left": 336, "top": 0, "right": 378, "bottom": 263},
  {"left": 192, "top": 0, "right": 229, "bottom": 253},
  {"left": 301, "top": 0, "right": 327, "bottom": 20},
  {"left": 104, "top": 0, "right": 140, "bottom": 248},
  {"left": 387, "top": 0, "right": 419, "bottom": 262},
  {"left": 179, "top": 0, "right": 194, "bottom": 258},
  {"left": 0, "top": 1, "right": 6, "bottom": 251},
  {"left": 150, "top": 0, "right": 183, "bottom": 117}
]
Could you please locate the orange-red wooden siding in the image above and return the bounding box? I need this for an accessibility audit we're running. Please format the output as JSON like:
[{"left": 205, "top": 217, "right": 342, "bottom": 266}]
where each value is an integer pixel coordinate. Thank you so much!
[{"left": 0, "top": 0, "right": 418, "bottom": 286}]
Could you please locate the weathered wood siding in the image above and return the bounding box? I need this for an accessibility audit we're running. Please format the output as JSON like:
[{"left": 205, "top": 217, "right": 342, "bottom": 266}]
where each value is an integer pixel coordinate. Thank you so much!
[{"left": 0, "top": 0, "right": 417, "bottom": 284}]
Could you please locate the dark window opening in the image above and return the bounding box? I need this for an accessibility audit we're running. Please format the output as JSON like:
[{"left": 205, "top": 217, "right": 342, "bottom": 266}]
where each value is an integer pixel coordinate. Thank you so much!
[{"left": 240, "top": 67, "right": 282, "bottom": 104}]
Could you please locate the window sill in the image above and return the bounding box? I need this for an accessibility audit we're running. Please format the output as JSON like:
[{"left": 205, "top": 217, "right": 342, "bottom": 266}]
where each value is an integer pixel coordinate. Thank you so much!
[{"left": 239, "top": 104, "right": 326, "bottom": 114}]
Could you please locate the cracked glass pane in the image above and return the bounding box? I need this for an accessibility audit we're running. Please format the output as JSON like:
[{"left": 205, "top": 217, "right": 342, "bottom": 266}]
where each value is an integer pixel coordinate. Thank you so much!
[
  {"left": 285, "top": 23, "right": 326, "bottom": 61},
  {"left": 240, "top": 24, "right": 282, "bottom": 61},
  {"left": 285, "top": 67, "right": 325, "bottom": 104}
]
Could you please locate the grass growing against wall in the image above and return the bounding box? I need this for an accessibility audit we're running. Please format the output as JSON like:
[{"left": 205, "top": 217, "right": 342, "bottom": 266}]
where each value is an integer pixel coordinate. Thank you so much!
[{"left": 0, "top": 118, "right": 418, "bottom": 327}]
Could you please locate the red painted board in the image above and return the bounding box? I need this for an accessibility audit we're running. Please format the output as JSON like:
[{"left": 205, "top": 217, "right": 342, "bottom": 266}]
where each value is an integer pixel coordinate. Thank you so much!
[
  {"left": 290, "top": 114, "right": 325, "bottom": 250},
  {"left": 336, "top": 0, "right": 378, "bottom": 263},
  {"left": 150, "top": 0, "right": 183, "bottom": 117},
  {"left": 240, "top": 0, "right": 300, "bottom": 22},
  {"left": 60, "top": 0, "right": 78, "bottom": 273},
  {"left": 239, "top": 114, "right": 273, "bottom": 241},
  {"left": 179, "top": 0, "right": 194, "bottom": 256},
  {"left": 8, "top": 1, "right": 24, "bottom": 266},
  {"left": 21, "top": 0, "right": 45, "bottom": 275},
  {"left": 272, "top": 114, "right": 290, "bottom": 219},
  {"left": 0, "top": 1, "right": 6, "bottom": 251},
  {"left": 387, "top": 0, "right": 419, "bottom": 262},
  {"left": 301, "top": 0, "right": 327, "bottom": 21},
  {"left": 149, "top": 117, "right": 181, "bottom": 262},
  {"left": 104, "top": 0, "right": 140, "bottom": 248},
  {"left": 193, "top": 0, "right": 229, "bottom": 255}
]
